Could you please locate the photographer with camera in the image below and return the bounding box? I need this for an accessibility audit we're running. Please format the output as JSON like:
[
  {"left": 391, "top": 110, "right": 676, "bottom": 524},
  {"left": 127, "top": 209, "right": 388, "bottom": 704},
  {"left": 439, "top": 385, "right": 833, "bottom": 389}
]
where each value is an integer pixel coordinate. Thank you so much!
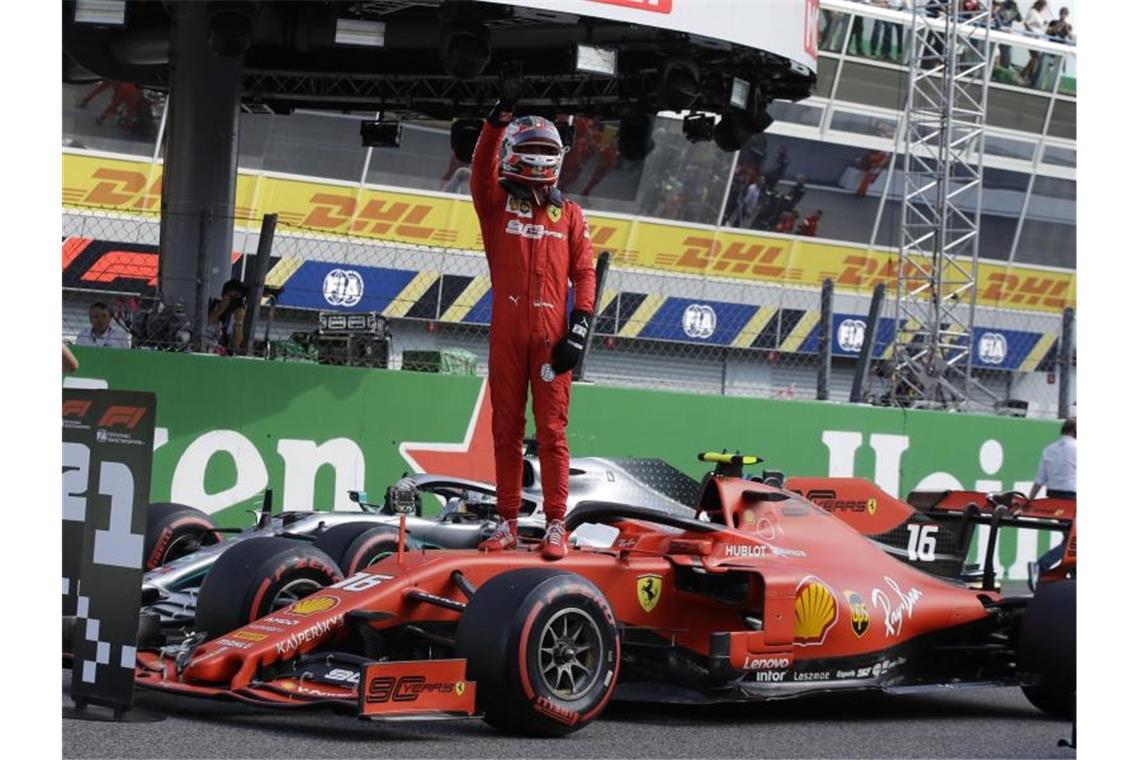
[{"left": 206, "top": 279, "right": 248, "bottom": 355}]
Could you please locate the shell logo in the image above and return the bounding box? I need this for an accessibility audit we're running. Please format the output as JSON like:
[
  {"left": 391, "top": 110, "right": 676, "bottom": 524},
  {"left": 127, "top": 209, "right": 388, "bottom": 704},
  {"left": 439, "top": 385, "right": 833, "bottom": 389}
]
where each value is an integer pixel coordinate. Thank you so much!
[
  {"left": 289, "top": 596, "right": 340, "bottom": 616},
  {"left": 794, "top": 576, "right": 838, "bottom": 646}
]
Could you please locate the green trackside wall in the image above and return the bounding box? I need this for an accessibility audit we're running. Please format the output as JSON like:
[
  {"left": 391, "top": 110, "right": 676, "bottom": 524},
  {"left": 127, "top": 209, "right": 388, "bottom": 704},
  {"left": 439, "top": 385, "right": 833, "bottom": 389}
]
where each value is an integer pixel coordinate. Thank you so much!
[{"left": 66, "top": 347, "right": 1064, "bottom": 580}]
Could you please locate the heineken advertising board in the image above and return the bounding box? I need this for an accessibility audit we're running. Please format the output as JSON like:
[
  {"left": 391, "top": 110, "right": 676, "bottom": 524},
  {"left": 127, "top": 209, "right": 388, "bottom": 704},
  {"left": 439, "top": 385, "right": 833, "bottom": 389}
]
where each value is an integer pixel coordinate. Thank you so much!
[{"left": 66, "top": 347, "right": 1064, "bottom": 580}]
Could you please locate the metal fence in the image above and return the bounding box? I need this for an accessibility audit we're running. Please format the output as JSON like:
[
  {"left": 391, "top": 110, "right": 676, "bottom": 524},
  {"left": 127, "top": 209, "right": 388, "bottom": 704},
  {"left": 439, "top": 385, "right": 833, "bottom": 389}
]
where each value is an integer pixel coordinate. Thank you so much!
[{"left": 61, "top": 206, "right": 1074, "bottom": 418}]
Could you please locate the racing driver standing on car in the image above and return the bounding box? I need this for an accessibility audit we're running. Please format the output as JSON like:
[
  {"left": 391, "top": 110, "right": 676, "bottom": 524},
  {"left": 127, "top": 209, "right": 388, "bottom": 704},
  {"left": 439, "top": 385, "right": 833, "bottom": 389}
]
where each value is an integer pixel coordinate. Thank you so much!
[{"left": 470, "top": 74, "right": 596, "bottom": 560}]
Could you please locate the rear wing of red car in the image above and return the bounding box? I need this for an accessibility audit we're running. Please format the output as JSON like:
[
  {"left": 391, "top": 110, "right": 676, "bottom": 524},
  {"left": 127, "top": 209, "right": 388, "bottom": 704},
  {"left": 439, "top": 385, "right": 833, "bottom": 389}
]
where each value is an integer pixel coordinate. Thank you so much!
[
  {"left": 908, "top": 489, "right": 1075, "bottom": 587},
  {"left": 786, "top": 478, "right": 1074, "bottom": 590}
]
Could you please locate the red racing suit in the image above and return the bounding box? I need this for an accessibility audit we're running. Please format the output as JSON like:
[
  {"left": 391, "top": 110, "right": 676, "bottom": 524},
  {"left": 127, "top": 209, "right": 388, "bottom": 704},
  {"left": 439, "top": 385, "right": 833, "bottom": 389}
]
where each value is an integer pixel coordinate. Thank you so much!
[{"left": 470, "top": 121, "right": 596, "bottom": 523}]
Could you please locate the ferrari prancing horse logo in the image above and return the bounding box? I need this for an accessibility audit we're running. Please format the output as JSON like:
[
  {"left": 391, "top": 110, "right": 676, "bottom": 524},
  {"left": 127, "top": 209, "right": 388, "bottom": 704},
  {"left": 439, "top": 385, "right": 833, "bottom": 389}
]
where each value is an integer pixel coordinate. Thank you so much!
[
  {"left": 637, "top": 574, "right": 662, "bottom": 613},
  {"left": 547, "top": 205, "right": 562, "bottom": 222}
]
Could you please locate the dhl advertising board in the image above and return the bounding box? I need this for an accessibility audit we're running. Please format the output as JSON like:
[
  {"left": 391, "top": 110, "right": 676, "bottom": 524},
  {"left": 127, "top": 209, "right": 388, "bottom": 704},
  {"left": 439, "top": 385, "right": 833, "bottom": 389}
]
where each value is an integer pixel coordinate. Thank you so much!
[{"left": 62, "top": 152, "right": 1076, "bottom": 315}]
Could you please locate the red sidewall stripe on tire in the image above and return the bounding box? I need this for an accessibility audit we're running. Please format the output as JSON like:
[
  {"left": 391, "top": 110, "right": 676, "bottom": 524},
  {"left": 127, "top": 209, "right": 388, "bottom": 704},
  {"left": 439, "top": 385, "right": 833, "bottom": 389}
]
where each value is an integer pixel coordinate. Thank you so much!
[
  {"left": 348, "top": 537, "right": 394, "bottom": 575},
  {"left": 147, "top": 517, "right": 217, "bottom": 569},
  {"left": 516, "top": 581, "right": 620, "bottom": 721},
  {"left": 517, "top": 600, "right": 545, "bottom": 701},
  {"left": 249, "top": 577, "right": 273, "bottom": 623}
]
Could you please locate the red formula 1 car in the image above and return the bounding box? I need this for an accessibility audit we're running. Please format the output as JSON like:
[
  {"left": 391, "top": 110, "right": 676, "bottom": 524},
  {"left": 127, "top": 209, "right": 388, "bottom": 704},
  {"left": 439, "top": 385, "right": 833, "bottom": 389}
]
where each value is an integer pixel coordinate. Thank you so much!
[{"left": 134, "top": 454, "right": 1075, "bottom": 736}]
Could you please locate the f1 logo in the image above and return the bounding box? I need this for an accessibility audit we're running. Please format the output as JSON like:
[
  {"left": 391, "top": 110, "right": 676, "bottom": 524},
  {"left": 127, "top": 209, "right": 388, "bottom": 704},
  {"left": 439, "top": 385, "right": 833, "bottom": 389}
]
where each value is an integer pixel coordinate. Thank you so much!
[
  {"left": 62, "top": 399, "right": 92, "bottom": 420},
  {"left": 97, "top": 406, "right": 147, "bottom": 429}
]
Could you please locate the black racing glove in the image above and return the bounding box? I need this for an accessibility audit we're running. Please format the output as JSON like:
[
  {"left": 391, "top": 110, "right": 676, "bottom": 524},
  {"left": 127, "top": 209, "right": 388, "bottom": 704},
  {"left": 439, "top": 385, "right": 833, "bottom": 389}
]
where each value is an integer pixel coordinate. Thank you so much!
[
  {"left": 487, "top": 62, "right": 523, "bottom": 125},
  {"left": 486, "top": 99, "right": 515, "bottom": 127},
  {"left": 551, "top": 310, "right": 592, "bottom": 375}
]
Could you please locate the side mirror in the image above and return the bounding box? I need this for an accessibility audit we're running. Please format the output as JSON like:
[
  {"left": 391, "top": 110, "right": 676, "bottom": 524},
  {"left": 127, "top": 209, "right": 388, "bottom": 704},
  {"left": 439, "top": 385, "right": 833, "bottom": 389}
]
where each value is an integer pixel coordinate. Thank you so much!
[{"left": 348, "top": 490, "right": 365, "bottom": 503}]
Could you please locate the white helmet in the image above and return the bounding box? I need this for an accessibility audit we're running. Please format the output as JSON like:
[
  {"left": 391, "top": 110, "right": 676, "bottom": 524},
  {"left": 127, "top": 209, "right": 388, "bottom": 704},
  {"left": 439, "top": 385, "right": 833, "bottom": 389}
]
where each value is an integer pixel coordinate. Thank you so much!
[{"left": 499, "top": 116, "right": 564, "bottom": 185}]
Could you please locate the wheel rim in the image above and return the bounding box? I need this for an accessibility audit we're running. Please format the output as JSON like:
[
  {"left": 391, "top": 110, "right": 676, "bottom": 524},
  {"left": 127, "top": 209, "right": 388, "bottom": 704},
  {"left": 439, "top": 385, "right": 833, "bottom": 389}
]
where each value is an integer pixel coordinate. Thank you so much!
[
  {"left": 269, "top": 578, "right": 324, "bottom": 610},
  {"left": 537, "top": 607, "right": 604, "bottom": 701},
  {"left": 161, "top": 533, "right": 200, "bottom": 564},
  {"left": 361, "top": 550, "right": 394, "bottom": 569}
]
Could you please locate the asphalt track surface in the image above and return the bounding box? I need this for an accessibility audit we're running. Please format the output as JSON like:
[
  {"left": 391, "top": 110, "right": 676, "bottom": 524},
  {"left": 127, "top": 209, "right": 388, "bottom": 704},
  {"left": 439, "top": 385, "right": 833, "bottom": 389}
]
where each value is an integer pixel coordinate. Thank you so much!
[{"left": 63, "top": 671, "right": 1075, "bottom": 759}]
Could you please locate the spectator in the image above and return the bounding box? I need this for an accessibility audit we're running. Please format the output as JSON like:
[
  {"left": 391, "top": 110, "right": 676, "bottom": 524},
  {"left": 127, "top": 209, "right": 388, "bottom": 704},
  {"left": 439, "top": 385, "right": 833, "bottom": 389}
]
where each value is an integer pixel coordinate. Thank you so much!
[
  {"left": 855, "top": 150, "right": 889, "bottom": 197},
  {"left": 1021, "top": 1, "right": 1052, "bottom": 85},
  {"left": 1023, "top": 0, "right": 1052, "bottom": 35},
  {"left": 580, "top": 136, "right": 619, "bottom": 198},
  {"left": 76, "top": 301, "right": 131, "bottom": 349},
  {"left": 871, "top": 0, "right": 907, "bottom": 62},
  {"left": 442, "top": 166, "right": 472, "bottom": 195},
  {"left": 726, "top": 179, "right": 761, "bottom": 228},
  {"left": 1028, "top": 416, "right": 1075, "bottom": 502},
  {"left": 847, "top": 0, "right": 868, "bottom": 56},
  {"left": 762, "top": 145, "right": 790, "bottom": 193},
  {"left": 1047, "top": 6, "right": 1073, "bottom": 42},
  {"left": 797, "top": 209, "right": 824, "bottom": 237},
  {"left": 775, "top": 210, "right": 800, "bottom": 234},
  {"left": 785, "top": 174, "right": 808, "bottom": 209},
  {"left": 821, "top": 8, "right": 850, "bottom": 52},
  {"left": 1027, "top": 417, "right": 1076, "bottom": 584},
  {"left": 206, "top": 279, "right": 248, "bottom": 355},
  {"left": 921, "top": 0, "right": 947, "bottom": 69},
  {"left": 993, "top": 0, "right": 1022, "bottom": 70},
  {"left": 80, "top": 80, "right": 147, "bottom": 130},
  {"left": 438, "top": 153, "right": 468, "bottom": 192},
  {"left": 752, "top": 188, "right": 777, "bottom": 230}
]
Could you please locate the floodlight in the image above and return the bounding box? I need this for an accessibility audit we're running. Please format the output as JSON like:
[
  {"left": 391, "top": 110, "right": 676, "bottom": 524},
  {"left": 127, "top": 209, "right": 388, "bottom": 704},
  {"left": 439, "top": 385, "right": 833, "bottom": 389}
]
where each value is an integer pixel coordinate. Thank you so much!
[
  {"left": 576, "top": 44, "right": 618, "bottom": 76},
  {"left": 74, "top": 0, "right": 126, "bottom": 26},
  {"left": 336, "top": 19, "right": 386, "bottom": 48}
]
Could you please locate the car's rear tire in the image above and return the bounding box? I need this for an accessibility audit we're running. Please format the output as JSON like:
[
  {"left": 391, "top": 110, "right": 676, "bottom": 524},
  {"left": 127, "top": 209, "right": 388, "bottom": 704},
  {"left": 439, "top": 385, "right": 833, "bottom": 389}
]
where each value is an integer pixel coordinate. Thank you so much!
[
  {"left": 1018, "top": 579, "right": 1075, "bottom": 719},
  {"left": 142, "top": 502, "right": 221, "bottom": 570},
  {"left": 194, "top": 537, "right": 342, "bottom": 640},
  {"left": 313, "top": 522, "right": 403, "bottom": 575},
  {"left": 455, "top": 568, "right": 620, "bottom": 737}
]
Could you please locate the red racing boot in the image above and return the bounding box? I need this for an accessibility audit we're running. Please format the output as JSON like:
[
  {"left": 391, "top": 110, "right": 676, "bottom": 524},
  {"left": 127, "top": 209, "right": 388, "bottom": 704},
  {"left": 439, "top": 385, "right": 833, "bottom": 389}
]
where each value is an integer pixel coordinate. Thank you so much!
[
  {"left": 540, "top": 519, "right": 568, "bottom": 560},
  {"left": 478, "top": 518, "right": 518, "bottom": 551}
]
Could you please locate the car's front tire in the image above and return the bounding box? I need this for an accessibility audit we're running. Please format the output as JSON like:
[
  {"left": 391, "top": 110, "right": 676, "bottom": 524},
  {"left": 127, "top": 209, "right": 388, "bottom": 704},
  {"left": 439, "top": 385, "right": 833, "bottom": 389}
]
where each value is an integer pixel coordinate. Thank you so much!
[
  {"left": 313, "top": 522, "right": 403, "bottom": 575},
  {"left": 142, "top": 502, "right": 221, "bottom": 570},
  {"left": 194, "top": 537, "right": 342, "bottom": 640},
  {"left": 455, "top": 568, "right": 620, "bottom": 737}
]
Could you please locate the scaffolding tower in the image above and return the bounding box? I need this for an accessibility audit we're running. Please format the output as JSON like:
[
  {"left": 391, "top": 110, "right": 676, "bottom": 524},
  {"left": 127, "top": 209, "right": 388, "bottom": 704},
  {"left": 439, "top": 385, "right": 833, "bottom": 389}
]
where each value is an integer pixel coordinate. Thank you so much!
[{"left": 888, "top": 0, "right": 995, "bottom": 410}]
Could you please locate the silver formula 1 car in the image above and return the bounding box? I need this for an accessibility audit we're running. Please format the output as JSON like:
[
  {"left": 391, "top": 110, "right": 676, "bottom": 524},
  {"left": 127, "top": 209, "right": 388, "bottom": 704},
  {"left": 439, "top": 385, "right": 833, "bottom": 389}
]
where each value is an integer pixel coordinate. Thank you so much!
[{"left": 135, "top": 454, "right": 701, "bottom": 643}]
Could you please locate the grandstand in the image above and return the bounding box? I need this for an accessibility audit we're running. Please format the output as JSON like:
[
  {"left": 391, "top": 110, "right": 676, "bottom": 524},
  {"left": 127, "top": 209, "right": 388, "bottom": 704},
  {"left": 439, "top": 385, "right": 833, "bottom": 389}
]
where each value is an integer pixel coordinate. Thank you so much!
[{"left": 61, "top": 0, "right": 1075, "bottom": 418}]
